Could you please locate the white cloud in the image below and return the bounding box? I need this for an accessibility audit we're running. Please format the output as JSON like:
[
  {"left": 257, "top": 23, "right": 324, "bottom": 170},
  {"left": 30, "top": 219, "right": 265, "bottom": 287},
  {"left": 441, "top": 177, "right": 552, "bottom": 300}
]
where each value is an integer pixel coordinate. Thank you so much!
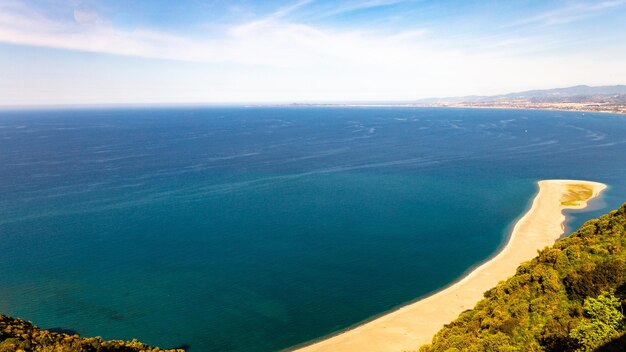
[
  {"left": 73, "top": 4, "right": 102, "bottom": 26},
  {"left": 0, "top": 1, "right": 433, "bottom": 68},
  {"left": 0, "top": 0, "right": 625, "bottom": 104}
]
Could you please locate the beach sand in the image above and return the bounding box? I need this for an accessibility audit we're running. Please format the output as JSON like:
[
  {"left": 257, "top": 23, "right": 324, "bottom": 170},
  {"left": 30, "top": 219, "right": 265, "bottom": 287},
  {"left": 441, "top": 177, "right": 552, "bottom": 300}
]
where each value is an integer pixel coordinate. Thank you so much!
[{"left": 293, "top": 179, "right": 607, "bottom": 352}]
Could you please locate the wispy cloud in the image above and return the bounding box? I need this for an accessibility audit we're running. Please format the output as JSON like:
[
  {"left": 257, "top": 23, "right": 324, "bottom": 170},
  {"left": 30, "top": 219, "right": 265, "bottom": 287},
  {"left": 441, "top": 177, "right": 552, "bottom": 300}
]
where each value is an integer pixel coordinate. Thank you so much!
[
  {"left": 0, "top": 0, "right": 432, "bottom": 68},
  {"left": 270, "top": 0, "right": 315, "bottom": 19},
  {"left": 234, "top": 0, "right": 314, "bottom": 31},
  {"left": 300, "top": 0, "right": 413, "bottom": 19},
  {"left": 512, "top": 0, "right": 626, "bottom": 27},
  {"left": 1, "top": 0, "right": 625, "bottom": 104}
]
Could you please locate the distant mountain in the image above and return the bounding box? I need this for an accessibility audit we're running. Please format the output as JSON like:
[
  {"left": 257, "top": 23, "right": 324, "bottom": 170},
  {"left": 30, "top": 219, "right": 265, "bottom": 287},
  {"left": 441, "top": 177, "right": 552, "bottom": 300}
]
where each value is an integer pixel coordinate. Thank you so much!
[{"left": 417, "top": 85, "right": 626, "bottom": 104}]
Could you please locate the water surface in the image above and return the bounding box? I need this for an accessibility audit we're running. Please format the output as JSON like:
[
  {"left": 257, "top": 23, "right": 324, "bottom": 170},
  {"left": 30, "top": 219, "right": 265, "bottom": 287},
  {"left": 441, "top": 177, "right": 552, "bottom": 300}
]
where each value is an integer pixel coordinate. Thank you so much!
[{"left": 0, "top": 107, "right": 625, "bottom": 351}]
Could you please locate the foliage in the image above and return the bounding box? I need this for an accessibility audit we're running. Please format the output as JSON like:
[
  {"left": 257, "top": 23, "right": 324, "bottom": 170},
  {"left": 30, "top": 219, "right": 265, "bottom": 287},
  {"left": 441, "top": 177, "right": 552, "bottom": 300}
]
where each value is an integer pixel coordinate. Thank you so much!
[
  {"left": 570, "top": 293, "right": 624, "bottom": 351},
  {"left": 0, "top": 314, "right": 183, "bottom": 352},
  {"left": 419, "top": 202, "right": 626, "bottom": 352}
]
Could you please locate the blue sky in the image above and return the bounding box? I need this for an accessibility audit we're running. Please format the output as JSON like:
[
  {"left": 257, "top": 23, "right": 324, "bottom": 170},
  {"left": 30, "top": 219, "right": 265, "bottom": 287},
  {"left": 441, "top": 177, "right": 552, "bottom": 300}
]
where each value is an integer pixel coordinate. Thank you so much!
[{"left": 1, "top": 0, "right": 626, "bottom": 105}]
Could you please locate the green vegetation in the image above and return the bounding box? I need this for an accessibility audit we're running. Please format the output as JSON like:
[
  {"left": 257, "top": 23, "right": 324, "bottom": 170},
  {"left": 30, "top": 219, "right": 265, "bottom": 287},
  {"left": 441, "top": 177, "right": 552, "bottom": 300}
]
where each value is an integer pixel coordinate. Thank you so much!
[
  {"left": 561, "top": 184, "right": 594, "bottom": 206},
  {"left": 0, "top": 314, "right": 183, "bottom": 352},
  {"left": 569, "top": 292, "right": 624, "bottom": 351},
  {"left": 420, "top": 202, "right": 626, "bottom": 352}
]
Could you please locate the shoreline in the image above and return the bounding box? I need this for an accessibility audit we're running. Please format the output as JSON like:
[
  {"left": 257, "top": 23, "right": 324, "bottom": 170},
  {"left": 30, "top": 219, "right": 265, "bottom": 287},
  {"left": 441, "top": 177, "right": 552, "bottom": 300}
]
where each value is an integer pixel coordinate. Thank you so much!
[
  {"left": 292, "top": 179, "right": 607, "bottom": 352},
  {"left": 418, "top": 104, "right": 626, "bottom": 115},
  {"left": 288, "top": 104, "right": 626, "bottom": 115}
]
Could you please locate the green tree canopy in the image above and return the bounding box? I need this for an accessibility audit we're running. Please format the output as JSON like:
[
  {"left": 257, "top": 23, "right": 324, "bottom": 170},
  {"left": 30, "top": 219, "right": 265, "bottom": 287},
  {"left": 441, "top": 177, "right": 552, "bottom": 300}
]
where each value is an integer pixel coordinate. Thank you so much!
[{"left": 420, "top": 203, "right": 626, "bottom": 352}]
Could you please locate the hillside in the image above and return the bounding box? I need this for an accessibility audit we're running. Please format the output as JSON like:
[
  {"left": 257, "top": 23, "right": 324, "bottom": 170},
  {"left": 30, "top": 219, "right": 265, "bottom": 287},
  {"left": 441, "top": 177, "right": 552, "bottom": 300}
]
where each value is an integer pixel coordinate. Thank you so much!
[
  {"left": 0, "top": 315, "right": 184, "bottom": 352},
  {"left": 416, "top": 85, "right": 626, "bottom": 114},
  {"left": 419, "top": 203, "right": 626, "bottom": 352},
  {"left": 416, "top": 85, "right": 626, "bottom": 104}
]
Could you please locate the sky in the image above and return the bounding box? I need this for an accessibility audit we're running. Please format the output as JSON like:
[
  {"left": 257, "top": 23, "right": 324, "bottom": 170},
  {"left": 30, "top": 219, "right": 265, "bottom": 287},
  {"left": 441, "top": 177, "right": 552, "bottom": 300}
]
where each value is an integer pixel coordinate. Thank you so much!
[{"left": 1, "top": 0, "right": 626, "bottom": 105}]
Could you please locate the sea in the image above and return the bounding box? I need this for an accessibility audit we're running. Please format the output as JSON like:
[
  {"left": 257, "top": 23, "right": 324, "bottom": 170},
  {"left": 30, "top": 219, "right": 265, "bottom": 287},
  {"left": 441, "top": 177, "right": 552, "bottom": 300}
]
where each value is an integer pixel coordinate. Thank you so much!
[{"left": 0, "top": 106, "right": 625, "bottom": 351}]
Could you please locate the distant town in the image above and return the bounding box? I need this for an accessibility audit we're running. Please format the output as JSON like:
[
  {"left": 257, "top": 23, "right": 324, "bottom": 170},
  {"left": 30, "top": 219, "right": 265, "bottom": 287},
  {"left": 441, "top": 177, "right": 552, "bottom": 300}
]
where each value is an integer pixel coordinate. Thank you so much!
[
  {"left": 422, "top": 100, "right": 626, "bottom": 114},
  {"left": 294, "top": 85, "right": 626, "bottom": 114}
]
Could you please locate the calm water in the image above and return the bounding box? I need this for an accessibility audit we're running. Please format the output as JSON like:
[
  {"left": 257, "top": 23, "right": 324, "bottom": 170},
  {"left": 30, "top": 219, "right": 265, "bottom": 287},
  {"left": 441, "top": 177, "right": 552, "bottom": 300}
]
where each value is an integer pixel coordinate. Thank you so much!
[{"left": 0, "top": 107, "right": 625, "bottom": 351}]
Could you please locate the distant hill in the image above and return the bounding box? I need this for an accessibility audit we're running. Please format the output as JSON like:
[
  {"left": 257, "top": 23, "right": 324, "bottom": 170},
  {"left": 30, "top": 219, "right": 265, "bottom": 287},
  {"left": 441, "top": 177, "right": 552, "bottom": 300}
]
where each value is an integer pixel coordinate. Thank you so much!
[
  {"left": 419, "top": 203, "right": 626, "bottom": 352},
  {"left": 417, "top": 85, "right": 626, "bottom": 104},
  {"left": 414, "top": 85, "right": 626, "bottom": 114}
]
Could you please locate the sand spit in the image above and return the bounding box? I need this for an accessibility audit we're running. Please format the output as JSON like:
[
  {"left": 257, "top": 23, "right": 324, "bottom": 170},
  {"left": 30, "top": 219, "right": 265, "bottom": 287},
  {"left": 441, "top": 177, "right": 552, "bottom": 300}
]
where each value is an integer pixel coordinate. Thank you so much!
[{"left": 293, "top": 179, "right": 607, "bottom": 352}]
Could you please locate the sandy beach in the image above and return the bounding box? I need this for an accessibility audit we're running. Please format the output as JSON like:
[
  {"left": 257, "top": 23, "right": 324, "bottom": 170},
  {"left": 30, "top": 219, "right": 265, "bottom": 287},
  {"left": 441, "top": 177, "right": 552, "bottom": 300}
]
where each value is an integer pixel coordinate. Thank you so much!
[{"left": 293, "top": 179, "right": 607, "bottom": 352}]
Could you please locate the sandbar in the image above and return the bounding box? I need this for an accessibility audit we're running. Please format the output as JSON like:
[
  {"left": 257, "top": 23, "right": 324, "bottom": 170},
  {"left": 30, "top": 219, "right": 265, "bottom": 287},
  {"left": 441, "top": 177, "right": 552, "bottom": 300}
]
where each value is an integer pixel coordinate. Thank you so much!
[{"left": 292, "top": 179, "right": 607, "bottom": 352}]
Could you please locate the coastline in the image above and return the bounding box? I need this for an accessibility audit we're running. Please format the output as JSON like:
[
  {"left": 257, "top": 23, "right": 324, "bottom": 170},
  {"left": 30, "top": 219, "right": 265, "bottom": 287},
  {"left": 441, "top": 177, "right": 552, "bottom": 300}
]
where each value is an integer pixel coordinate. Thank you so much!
[
  {"left": 289, "top": 104, "right": 626, "bottom": 115},
  {"left": 292, "top": 179, "right": 607, "bottom": 352},
  {"left": 418, "top": 104, "right": 626, "bottom": 115}
]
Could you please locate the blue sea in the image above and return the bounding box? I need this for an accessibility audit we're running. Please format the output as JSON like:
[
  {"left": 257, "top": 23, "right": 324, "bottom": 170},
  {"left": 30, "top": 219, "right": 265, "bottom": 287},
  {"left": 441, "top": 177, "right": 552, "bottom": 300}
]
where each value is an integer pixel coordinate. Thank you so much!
[{"left": 0, "top": 107, "right": 625, "bottom": 351}]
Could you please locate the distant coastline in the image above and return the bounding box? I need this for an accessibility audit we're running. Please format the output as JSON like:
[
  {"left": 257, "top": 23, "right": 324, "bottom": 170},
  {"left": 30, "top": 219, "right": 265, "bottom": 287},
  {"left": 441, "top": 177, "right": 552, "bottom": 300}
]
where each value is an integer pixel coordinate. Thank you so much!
[
  {"left": 291, "top": 84, "right": 626, "bottom": 115},
  {"left": 290, "top": 102, "right": 626, "bottom": 115},
  {"left": 420, "top": 102, "right": 626, "bottom": 115},
  {"left": 292, "top": 179, "right": 607, "bottom": 352}
]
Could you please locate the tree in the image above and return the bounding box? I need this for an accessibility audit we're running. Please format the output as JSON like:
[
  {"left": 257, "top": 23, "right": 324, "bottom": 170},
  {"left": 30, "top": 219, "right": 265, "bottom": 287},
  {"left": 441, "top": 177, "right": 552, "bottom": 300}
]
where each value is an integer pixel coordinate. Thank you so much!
[{"left": 569, "top": 292, "right": 625, "bottom": 351}]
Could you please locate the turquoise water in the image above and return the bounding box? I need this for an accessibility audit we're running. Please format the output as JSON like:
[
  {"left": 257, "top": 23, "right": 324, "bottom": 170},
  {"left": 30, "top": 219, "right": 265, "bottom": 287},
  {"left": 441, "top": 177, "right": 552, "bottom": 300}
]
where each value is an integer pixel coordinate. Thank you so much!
[{"left": 0, "top": 107, "right": 625, "bottom": 351}]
